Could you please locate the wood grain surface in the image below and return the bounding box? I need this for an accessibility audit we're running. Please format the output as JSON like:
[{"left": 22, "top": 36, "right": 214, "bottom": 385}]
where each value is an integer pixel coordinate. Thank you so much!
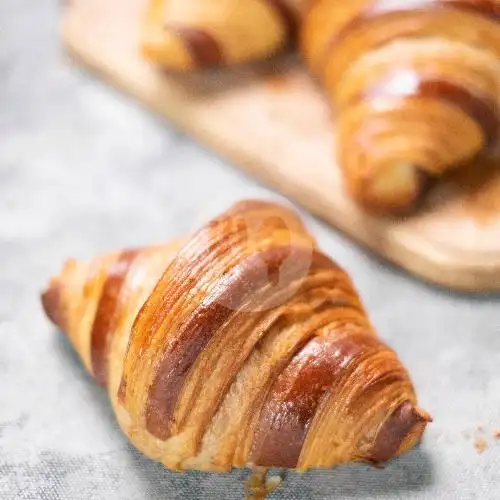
[{"left": 61, "top": 0, "right": 500, "bottom": 292}]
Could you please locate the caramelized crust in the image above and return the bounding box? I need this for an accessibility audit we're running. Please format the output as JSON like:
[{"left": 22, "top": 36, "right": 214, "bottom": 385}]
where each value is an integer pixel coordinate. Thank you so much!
[
  {"left": 90, "top": 250, "right": 140, "bottom": 387},
  {"left": 301, "top": 0, "right": 500, "bottom": 214},
  {"left": 41, "top": 200, "right": 431, "bottom": 472}
]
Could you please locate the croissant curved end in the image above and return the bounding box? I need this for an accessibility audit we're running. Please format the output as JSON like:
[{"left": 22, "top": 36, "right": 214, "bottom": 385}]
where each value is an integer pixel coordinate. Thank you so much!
[
  {"left": 41, "top": 278, "right": 65, "bottom": 330},
  {"left": 141, "top": 27, "right": 198, "bottom": 71},
  {"left": 369, "top": 401, "right": 433, "bottom": 465},
  {"left": 141, "top": 0, "right": 297, "bottom": 71},
  {"left": 349, "top": 162, "right": 430, "bottom": 216}
]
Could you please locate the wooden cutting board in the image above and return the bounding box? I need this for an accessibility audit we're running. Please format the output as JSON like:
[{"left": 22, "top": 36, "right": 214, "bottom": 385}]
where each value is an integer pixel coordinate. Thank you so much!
[{"left": 62, "top": 0, "right": 500, "bottom": 292}]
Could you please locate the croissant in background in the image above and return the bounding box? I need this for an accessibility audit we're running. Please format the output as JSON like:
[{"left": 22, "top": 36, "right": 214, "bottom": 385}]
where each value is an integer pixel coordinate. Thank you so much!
[
  {"left": 142, "top": 0, "right": 312, "bottom": 70},
  {"left": 302, "top": 0, "right": 500, "bottom": 214},
  {"left": 41, "top": 200, "right": 430, "bottom": 493}
]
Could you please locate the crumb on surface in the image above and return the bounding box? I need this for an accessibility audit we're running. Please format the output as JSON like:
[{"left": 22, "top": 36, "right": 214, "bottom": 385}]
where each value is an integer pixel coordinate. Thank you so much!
[
  {"left": 245, "top": 468, "right": 283, "bottom": 499},
  {"left": 493, "top": 430, "right": 500, "bottom": 440},
  {"left": 474, "top": 438, "right": 488, "bottom": 455}
]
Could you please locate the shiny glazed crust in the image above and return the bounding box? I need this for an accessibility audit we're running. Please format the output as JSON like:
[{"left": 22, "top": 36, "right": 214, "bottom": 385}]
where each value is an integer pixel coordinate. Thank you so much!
[
  {"left": 41, "top": 200, "right": 431, "bottom": 472},
  {"left": 301, "top": 0, "right": 500, "bottom": 214}
]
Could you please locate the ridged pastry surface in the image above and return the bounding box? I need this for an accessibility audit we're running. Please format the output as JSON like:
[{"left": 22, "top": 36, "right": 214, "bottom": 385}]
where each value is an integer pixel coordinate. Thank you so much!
[
  {"left": 302, "top": 0, "right": 500, "bottom": 213},
  {"left": 42, "top": 200, "right": 430, "bottom": 472}
]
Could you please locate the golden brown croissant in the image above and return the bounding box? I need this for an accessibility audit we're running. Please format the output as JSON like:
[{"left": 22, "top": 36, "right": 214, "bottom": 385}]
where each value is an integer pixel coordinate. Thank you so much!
[
  {"left": 142, "top": 0, "right": 312, "bottom": 70},
  {"left": 41, "top": 200, "right": 430, "bottom": 483},
  {"left": 302, "top": 0, "right": 500, "bottom": 214}
]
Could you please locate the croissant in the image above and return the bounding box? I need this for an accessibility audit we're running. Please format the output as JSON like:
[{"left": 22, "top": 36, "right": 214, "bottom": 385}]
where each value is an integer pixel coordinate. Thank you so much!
[
  {"left": 41, "top": 200, "right": 430, "bottom": 489},
  {"left": 142, "top": 0, "right": 312, "bottom": 70},
  {"left": 302, "top": 0, "right": 500, "bottom": 214}
]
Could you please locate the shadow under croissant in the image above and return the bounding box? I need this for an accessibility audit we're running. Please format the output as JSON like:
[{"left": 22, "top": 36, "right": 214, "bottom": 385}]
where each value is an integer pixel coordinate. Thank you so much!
[
  {"left": 120, "top": 445, "right": 435, "bottom": 499},
  {"left": 54, "top": 332, "right": 435, "bottom": 499},
  {"left": 163, "top": 53, "right": 300, "bottom": 98}
]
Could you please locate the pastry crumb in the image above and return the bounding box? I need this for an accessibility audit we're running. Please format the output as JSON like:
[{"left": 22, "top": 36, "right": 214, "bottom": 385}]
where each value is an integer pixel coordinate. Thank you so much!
[
  {"left": 493, "top": 430, "right": 500, "bottom": 440},
  {"left": 474, "top": 438, "right": 488, "bottom": 455},
  {"left": 245, "top": 468, "right": 283, "bottom": 499}
]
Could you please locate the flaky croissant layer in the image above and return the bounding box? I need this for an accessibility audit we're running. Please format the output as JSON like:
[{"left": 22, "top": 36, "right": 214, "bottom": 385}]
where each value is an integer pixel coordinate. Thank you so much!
[
  {"left": 302, "top": 0, "right": 500, "bottom": 214},
  {"left": 42, "top": 200, "right": 430, "bottom": 472}
]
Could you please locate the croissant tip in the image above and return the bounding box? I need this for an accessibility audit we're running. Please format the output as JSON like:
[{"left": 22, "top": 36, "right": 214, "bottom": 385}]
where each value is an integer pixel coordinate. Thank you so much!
[
  {"left": 414, "top": 406, "right": 433, "bottom": 424},
  {"left": 142, "top": 23, "right": 223, "bottom": 71},
  {"left": 360, "top": 166, "right": 430, "bottom": 217},
  {"left": 41, "top": 279, "right": 65, "bottom": 330},
  {"left": 368, "top": 401, "right": 432, "bottom": 465}
]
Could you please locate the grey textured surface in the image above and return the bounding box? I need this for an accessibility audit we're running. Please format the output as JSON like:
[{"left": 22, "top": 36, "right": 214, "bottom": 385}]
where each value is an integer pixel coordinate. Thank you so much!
[{"left": 1, "top": 1, "right": 500, "bottom": 499}]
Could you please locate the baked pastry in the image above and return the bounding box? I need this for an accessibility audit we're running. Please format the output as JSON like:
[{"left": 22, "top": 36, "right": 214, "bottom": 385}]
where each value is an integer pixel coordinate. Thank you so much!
[
  {"left": 41, "top": 200, "right": 431, "bottom": 492},
  {"left": 142, "top": 0, "right": 312, "bottom": 70},
  {"left": 302, "top": 0, "right": 500, "bottom": 214}
]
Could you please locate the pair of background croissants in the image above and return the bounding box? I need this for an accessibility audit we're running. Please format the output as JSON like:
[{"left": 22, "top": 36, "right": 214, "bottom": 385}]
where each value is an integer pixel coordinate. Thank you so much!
[
  {"left": 42, "top": 200, "right": 431, "bottom": 497},
  {"left": 142, "top": 0, "right": 500, "bottom": 215}
]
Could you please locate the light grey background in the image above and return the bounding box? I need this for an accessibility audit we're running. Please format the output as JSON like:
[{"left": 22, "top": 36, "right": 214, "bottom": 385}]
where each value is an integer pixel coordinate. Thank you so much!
[{"left": 1, "top": 1, "right": 499, "bottom": 499}]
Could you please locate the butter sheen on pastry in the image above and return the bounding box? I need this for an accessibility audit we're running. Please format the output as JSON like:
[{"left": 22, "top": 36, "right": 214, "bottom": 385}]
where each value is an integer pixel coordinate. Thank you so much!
[
  {"left": 41, "top": 200, "right": 431, "bottom": 478},
  {"left": 301, "top": 0, "right": 500, "bottom": 213}
]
